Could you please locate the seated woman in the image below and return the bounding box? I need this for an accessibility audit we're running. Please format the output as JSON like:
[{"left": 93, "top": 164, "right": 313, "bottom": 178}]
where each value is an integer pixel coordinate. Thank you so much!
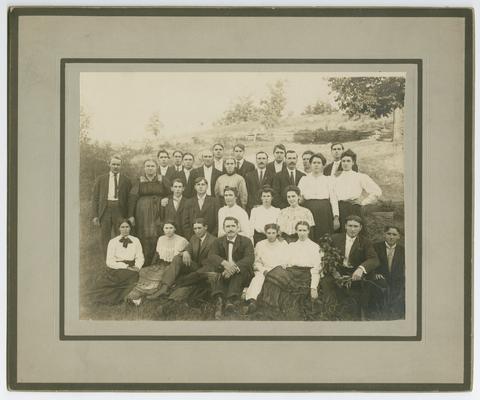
[
  {"left": 89, "top": 219, "right": 144, "bottom": 305},
  {"left": 126, "top": 221, "right": 188, "bottom": 305},
  {"left": 244, "top": 223, "right": 289, "bottom": 313},
  {"left": 276, "top": 185, "right": 315, "bottom": 243},
  {"left": 249, "top": 186, "right": 281, "bottom": 245},
  {"left": 257, "top": 221, "right": 323, "bottom": 318},
  {"left": 217, "top": 186, "right": 253, "bottom": 240}
]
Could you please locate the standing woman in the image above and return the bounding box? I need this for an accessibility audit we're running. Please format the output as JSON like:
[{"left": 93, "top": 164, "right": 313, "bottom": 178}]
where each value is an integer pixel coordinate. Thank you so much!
[
  {"left": 128, "top": 158, "right": 170, "bottom": 264},
  {"left": 89, "top": 219, "right": 144, "bottom": 305},
  {"left": 276, "top": 186, "right": 315, "bottom": 243},
  {"left": 249, "top": 186, "right": 281, "bottom": 245},
  {"left": 298, "top": 153, "right": 340, "bottom": 241},
  {"left": 126, "top": 221, "right": 188, "bottom": 304},
  {"left": 217, "top": 186, "right": 253, "bottom": 240},
  {"left": 257, "top": 221, "right": 323, "bottom": 317}
]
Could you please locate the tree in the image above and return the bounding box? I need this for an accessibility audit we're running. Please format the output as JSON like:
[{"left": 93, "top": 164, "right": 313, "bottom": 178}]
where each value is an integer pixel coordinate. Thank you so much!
[
  {"left": 216, "top": 96, "right": 260, "bottom": 126},
  {"left": 258, "top": 80, "right": 287, "bottom": 129},
  {"left": 328, "top": 77, "right": 405, "bottom": 143},
  {"left": 302, "top": 100, "right": 336, "bottom": 115},
  {"left": 146, "top": 112, "right": 164, "bottom": 137}
]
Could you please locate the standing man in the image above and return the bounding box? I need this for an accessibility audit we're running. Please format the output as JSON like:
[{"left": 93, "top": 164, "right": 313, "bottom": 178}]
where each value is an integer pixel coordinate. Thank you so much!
[
  {"left": 373, "top": 226, "right": 405, "bottom": 319},
  {"left": 244, "top": 151, "right": 274, "bottom": 214},
  {"left": 175, "top": 152, "right": 195, "bottom": 198},
  {"left": 91, "top": 155, "right": 132, "bottom": 257},
  {"left": 272, "top": 150, "right": 305, "bottom": 208},
  {"left": 157, "top": 149, "right": 175, "bottom": 186},
  {"left": 266, "top": 144, "right": 287, "bottom": 175},
  {"left": 214, "top": 157, "right": 248, "bottom": 208},
  {"left": 171, "top": 150, "right": 184, "bottom": 173},
  {"left": 233, "top": 143, "right": 255, "bottom": 178},
  {"left": 301, "top": 150, "right": 314, "bottom": 174},
  {"left": 321, "top": 215, "right": 380, "bottom": 320},
  {"left": 190, "top": 149, "right": 222, "bottom": 197},
  {"left": 205, "top": 217, "right": 254, "bottom": 319},
  {"left": 161, "top": 179, "right": 191, "bottom": 239},
  {"left": 324, "top": 143, "right": 359, "bottom": 176},
  {"left": 185, "top": 177, "right": 220, "bottom": 237},
  {"left": 212, "top": 143, "right": 225, "bottom": 172}
]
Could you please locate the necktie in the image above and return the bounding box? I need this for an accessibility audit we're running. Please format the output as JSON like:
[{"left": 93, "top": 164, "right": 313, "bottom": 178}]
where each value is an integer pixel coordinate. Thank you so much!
[
  {"left": 236, "top": 161, "right": 240, "bottom": 170},
  {"left": 290, "top": 170, "right": 295, "bottom": 185},
  {"left": 113, "top": 173, "right": 118, "bottom": 199},
  {"left": 198, "top": 197, "right": 204, "bottom": 210},
  {"left": 259, "top": 169, "right": 264, "bottom": 183},
  {"left": 387, "top": 246, "right": 395, "bottom": 271},
  {"left": 119, "top": 236, "right": 132, "bottom": 248}
]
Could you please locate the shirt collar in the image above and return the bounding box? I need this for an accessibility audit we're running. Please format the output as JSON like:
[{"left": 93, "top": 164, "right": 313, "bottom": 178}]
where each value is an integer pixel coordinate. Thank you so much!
[
  {"left": 385, "top": 242, "right": 397, "bottom": 249},
  {"left": 110, "top": 171, "right": 119, "bottom": 177},
  {"left": 346, "top": 234, "right": 357, "bottom": 242},
  {"left": 197, "top": 193, "right": 207, "bottom": 200},
  {"left": 173, "top": 195, "right": 182, "bottom": 201},
  {"left": 227, "top": 235, "right": 237, "bottom": 243},
  {"left": 203, "top": 165, "right": 212, "bottom": 171}
]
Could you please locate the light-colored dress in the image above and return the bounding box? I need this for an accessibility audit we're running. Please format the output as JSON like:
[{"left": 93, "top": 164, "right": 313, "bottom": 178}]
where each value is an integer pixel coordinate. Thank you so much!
[
  {"left": 277, "top": 205, "right": 315, "bottom": 236},
  {"left": 249, "top": 205, "right": 281, "bottom": 234},
  {"left": 218, "top": 204, "right": 253, "bottom": 239}
]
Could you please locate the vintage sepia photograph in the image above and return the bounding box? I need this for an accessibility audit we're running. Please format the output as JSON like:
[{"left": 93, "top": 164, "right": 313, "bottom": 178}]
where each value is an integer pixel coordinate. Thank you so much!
[{"left": 79, "top": 71, "right": 406, "bottom": 322}]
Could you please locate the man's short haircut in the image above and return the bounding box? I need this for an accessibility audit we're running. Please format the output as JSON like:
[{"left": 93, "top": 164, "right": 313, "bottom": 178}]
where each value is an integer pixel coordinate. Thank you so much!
[
  {"left": 223, "top": 216, "right": 239, "bottom": 227},
  {"left": 233, "top": 143, "right": 246, "bottom": 151},
  {"left": 264, "top": 223, "right": 280, "bottom": 233},
  {"left": 310, "top": 152, "right": 327, "bottom": 166},
  {"left": 345, "top": 214, "right": 363, "bottom": 226},
  {"left": 341, "top": 149, "right": 357, "bottom": 163},
  {"left": 171, "top": 178, "right": 185, "bottom": 187},
  {"left": 193, "top": 217, "right": 208, "bottom": 227},
  {"left": 273, "top": 144, "right": 286, "bottom": 153},
  {"left": 157, "top": 149, "right": 170, "bottom": 158},
  {"left": 212, "top": 143, "right": 224, "bottom": 150},
  {"left": 284, "top": 185, "right": 301, "bottom": 197},
  {"left": 194, "top": 177, "right": 208, "bottom": 185},
  {"left": 223, "top": 186, "right": 239, "bottom": 197},
  {"left": 110, "top": 154, "right": 122, "bottom": 163},
  {"left": 183, "top": 152, "right": 194, "bottom": 160},
  {"left": 173, "top": 150, "right": 183, "bottom": 157},
  {"left": 295, "top": 220, "right": 311, "bottom": 231},
  {"left": 331, "top": 142, "right": 345, "bottom": 150},
  {"left": 286, "top": 149, "right": 298, "bottom": 157},
  {"left": 302, "top": 150, "right": 314, "bottom": 158},
  {"left": 256, "top": 151, "right": 269, "bottom": 158},
  {"left": 384, "top": 225, "right": 402, "bottom": 235}
]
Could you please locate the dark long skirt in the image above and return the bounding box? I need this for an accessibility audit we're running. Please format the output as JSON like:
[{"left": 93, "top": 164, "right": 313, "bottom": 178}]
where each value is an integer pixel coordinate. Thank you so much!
[
  {"left": 303, "top": 199, "right": 333, "bottom": 240},
  {"left": 257, "top": 266, "right": 312, "bottom": 319},
  {"left": 338, "top": 201, "right": 362, "bottom": 231},
  {"left": 126, "top": 259, "right": 170, "bottom": 300},
  {"left": 90, "top": 267, "right": 139, "bottom": 305}
]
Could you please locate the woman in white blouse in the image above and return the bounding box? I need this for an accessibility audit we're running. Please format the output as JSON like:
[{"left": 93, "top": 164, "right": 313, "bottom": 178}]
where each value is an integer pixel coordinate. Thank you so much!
[
  {"left": 298, "top": 153, "right": 340, "bottom": 241},
  {"left": 257, "top": 221, "right": 323, "bottom": 317},
  {"left": 126, "top": 221, "right": 188, "bottom": 305},
  {"left": 333, "top": 149, "right": 382, "bottom": 230},
  {"left": 90, "top": 219, "right": 145, "bottom": 305},
  {"left": 217, "top": 186, "right": 253, "bottom": 240},
  {"left": 249, "top": 186, "right": 281, "bottom": 245},
  {"left": 244, "top": 223, "right": 289, "bottom": 313}
]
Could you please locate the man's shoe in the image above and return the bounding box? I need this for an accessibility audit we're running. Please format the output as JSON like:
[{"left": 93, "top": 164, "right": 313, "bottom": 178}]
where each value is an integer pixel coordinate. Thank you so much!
[
  {"left": 214, "top": 297, "right": 224, "bottom": 320},
  {"left": 224, "top": 301, "right": 235, "bottom": 316},
  {"left": 247, "top": 300, "right": 257, "bottom": 314}
]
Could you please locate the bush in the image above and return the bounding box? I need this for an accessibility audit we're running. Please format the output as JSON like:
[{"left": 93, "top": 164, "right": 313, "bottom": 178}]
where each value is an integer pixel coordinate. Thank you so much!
[{"left": 293, "top": 128, "right": 373, "bottom": 144}]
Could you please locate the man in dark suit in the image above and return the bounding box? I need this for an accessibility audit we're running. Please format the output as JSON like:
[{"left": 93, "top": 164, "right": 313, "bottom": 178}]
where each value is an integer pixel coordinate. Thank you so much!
[
  {"left": 173, "top": 152, "right": 195, "bottom": 198},
  {"left": 147, "top": 218, "right": 217, "bottom": 300},
  {"left": 205, "top": 217, "right": 254, "bottom": 319},
  {"left": 185, "top": 177, "right": 219, "bottom": 237},
  {"left": 373, "top": 226, "right": 405, "bottom": 319},
  {"left": 245, "top": 151, "right": 274, "bottom": 214},
  {"left": 91, "top": 155, "right": 132, "bottom": 258},
  {"left": 321, "top": 215, "right": 380, "bottom": 320},
  {"left": 266, "top": 144, "right": 287, "bottom": 175},
  {"left": 212, "top": 143, "right": 225, "bottom": 172},
  {"left": 233, "top": 143, "right": 255, "bottom": 178},
  {"left": 161, "top": 179, "right": 191, "bottom": 239},
  {"left": 272, "top": 150, "right": 305, "bottom": 208},
  {"left": 157, "top": 149, "right": 175, "bottom": 187},
  {"left": 189, "top": 149, "right": 222, "bottom": 197},
  {"left": 171, "top": 150, "right": 184, "bottom": 173},
  {"left": 324, "top": 142, "right": 359, "bottom": 176}
]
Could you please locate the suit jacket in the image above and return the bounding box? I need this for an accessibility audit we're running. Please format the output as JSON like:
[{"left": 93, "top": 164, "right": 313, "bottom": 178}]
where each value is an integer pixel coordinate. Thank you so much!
[
  {"left": 184, "top": 195, "right": 219, "bottom": 238},
  {"left": 236, "top": 159, "right": 255, "bottom": 178},
  {"left": 244, "top": 168, "right": 275, "bottom": 212},
  {"left": 91, "top": 173, "right": 131, "bottom": 220},
  {"left": 185, "top": 232, "right": 217, "bottom": 267},
  {"left": 331, "top": 233, "right": 380, "bottom": 274},
  {"left": 189, "top": 166, "right": 222, "bottom": 196},
  {"left": 173, "top": 169, "right": 195, "bottom": 198},
  {"left": 266, "top": 161, "right": 287, "bottom": 175},
  {"left": 162, "top": 196, "right": 191, "bottom": 238},
  {"left": 324, "top": 161, "right": 359, "bottom": 176},
  {"left": 272, "top": 168, "right": 306, "bottom": 208},
  {"left": 373, "top": 242, "right": 405, "bottom": 289},
  {"left": 206, "top": 235, "right": 255, "bottom": 276}
]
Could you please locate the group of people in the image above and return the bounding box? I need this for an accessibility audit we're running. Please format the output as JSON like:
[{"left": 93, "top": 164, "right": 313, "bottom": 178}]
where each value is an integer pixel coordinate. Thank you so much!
[{"left": 89, "top": 142, "right": 405, "bottom": 320}]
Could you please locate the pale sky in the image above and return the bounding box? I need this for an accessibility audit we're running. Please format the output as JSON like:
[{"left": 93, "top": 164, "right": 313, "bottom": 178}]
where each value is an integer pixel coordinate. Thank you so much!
[{"left": 80, "top": 72, "right": 404, "bottom": 144}]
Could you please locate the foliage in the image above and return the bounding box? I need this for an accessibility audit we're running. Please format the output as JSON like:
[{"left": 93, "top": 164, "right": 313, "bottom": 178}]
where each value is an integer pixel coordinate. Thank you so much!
[
  {"left": 215, "top": 96, "right": 260, "bottom": 126},
  {"left": 302, "top": 100, "right": 336, "bottom": 115},
  {"left": 328, "top": 77, "right": 405, "bottom": 119},
  {"left": 145, "top": 112, "right": 164, "bottom": 137},
  {"left": 293, "top": 128, "right": 373, "bottom": 144}
]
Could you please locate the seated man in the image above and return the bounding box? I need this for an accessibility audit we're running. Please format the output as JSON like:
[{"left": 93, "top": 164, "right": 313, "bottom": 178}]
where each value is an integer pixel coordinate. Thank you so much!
[
  {"left": 320, "top": 215, "right": 380, "bottom": 320},
  {"left": 148, "top": 218, "right": 216, "bottom": 299},
  {"left": 373, "top": 225, "right": 405, "bottom": 319},
  {"left": 205, "top": 216, "right": 254, "bottom": 319}
]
